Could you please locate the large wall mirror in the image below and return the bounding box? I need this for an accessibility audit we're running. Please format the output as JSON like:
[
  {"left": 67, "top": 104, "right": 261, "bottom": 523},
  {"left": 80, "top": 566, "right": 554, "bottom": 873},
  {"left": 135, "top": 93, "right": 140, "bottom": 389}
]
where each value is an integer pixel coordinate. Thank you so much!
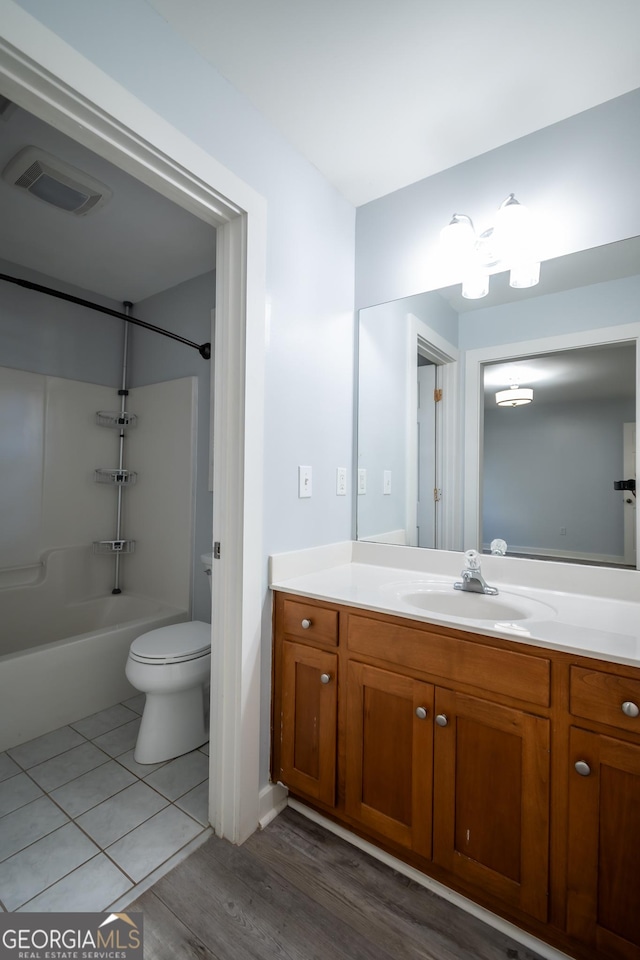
[{"left": 357, "top": 236, "right": 640, "bottom": 569}]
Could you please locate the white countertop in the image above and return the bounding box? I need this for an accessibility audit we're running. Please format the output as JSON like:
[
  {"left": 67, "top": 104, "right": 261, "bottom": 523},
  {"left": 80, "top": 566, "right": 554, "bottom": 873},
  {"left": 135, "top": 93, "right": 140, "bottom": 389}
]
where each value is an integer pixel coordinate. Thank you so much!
[{"left": 269, "top": 542, "right": 640, "bottom": 668}]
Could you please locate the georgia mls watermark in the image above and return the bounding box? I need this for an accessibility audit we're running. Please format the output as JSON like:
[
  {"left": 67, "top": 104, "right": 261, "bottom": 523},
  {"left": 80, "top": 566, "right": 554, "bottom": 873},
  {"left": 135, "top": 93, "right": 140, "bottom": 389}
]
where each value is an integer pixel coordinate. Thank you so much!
[{"left": 0, "top": 913, "right": 143, "bottom": 960}]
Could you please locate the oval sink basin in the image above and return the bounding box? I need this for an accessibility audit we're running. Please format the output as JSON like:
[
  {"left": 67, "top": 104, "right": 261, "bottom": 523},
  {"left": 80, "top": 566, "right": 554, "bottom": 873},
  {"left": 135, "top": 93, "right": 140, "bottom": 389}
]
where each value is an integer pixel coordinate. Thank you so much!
[{"left": 390, "top": 581, "right": 556, "bottom": 623}]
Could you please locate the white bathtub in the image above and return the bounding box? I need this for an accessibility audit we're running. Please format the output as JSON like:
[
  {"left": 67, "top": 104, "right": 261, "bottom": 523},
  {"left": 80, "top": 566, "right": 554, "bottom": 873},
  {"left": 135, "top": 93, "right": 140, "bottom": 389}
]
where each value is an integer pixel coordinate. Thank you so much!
[{"left": 0, "top": 547, "right": 189, "bottom": 752}]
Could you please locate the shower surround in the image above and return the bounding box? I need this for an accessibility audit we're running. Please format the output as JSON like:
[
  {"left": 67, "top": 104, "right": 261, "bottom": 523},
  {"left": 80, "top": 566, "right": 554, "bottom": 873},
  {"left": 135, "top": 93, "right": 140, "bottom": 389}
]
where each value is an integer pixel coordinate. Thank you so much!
[{"left": 0, "top": 367, "right": 197, "bottom": 752}]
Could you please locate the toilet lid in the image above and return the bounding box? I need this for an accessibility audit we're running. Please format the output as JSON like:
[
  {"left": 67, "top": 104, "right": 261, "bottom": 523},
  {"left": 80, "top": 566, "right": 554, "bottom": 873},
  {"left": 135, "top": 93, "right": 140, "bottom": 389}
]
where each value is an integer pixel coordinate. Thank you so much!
[{"left": 130, "top": 620, "right": 211, "bottom": 662}]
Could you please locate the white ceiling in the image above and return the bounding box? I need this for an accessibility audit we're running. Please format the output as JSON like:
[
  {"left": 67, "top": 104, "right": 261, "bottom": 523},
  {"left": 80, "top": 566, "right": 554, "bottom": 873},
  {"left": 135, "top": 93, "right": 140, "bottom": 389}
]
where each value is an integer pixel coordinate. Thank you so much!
[
  {"left": 3, "top": 4, "right": 640, "bottom": 305},
  {"left": 148, "top": 0, "right": 640, "bottom": 206},
  {"left": 0, "top": 105, "right": 216, "bottom": 303},
  {"left": 483, "top": 342, "right": 636, "bottom": 407}
]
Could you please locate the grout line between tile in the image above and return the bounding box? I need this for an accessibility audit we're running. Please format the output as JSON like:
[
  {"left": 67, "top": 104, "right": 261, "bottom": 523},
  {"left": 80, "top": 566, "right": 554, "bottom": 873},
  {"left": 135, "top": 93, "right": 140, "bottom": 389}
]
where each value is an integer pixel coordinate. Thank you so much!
[
  {"left": 7, "top": 730, "right": 93, "bottom": 773},
  {"left": 106, "top": 827, "right": 213, "bottom": 912},
  {"left": 15, "top": 851, "right": 108, "bottom": 912},
  {"left": 104, "top": 801, "right": 204, "bottom": 859},
  {"left": 2, "top": 702, "right": 211, "bottom": 912}
]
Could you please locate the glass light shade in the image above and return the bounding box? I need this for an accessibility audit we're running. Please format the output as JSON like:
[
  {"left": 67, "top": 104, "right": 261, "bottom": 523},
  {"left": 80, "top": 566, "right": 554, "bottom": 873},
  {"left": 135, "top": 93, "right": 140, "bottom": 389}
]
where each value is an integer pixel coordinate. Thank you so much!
[
  {"left": 440, "top": 215, "right": 475, "bottom": 258},
  {"left": 492, "top": 194, "right": 533, "bottom": 265},
  {"left": 495, "top": 386, "right": 534, "bottom": 406},
  {"left": 461, "top": 271, "right": 489, "bottom": 299},
  {"left": 510, "top": 261, "right": 541, "bottom": 288}
]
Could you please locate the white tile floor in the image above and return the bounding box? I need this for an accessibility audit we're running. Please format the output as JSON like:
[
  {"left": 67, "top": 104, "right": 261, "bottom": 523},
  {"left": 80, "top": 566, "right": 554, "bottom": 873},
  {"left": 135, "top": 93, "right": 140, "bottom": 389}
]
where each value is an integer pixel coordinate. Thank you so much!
[{"left": 0, "top": 696, "right": 211, "bottom": 912}]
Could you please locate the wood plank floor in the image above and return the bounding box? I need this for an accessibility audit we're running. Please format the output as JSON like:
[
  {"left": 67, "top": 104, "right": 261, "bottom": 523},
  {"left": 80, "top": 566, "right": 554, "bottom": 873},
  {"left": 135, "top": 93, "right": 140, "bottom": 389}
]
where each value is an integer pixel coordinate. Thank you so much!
[{"left": 130, "top": 807, "right": 547, "bottom": 960}]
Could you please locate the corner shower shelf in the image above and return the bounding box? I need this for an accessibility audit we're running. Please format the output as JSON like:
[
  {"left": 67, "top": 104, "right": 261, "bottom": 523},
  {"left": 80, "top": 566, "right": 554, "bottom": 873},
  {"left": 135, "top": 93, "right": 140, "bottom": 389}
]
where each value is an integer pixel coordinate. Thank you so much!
[
  {"left": 96, "top": 411, "right": 137, "bottom": 429},
  {"left": 93, "top": 539, "right": 136, "bottom": 555},
  {"left": 94, "top": 468, "right": 138, "bottom": 485}
]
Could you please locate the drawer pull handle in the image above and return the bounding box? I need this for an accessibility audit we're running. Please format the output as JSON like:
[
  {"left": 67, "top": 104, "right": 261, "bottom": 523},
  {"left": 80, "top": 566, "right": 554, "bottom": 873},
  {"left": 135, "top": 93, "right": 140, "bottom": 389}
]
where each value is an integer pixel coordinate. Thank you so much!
[
  {"left": 320, "top": 673, "right": 331, "bottom": 685},
  {"left": 575, "top": 760, "right": 591, "bottom": 777},
  {"left": 301, "top": 618, "right": 312, "bottom": 629},
  {"left": 415, "top": 707, "right": 428, "bottom": 720},
  {"left": 622, "top": 701, "right": 639, "bottom": 718},
  {"left": 435, "top": 714, "right": 448, "bottom": 727}
]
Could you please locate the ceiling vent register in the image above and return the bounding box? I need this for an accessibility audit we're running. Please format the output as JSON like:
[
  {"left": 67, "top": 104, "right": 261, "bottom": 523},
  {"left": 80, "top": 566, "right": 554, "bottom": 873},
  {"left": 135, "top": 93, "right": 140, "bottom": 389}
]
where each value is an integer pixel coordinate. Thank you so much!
[{"left": 2, "top": 146, "right": 112, "bottom": 216}]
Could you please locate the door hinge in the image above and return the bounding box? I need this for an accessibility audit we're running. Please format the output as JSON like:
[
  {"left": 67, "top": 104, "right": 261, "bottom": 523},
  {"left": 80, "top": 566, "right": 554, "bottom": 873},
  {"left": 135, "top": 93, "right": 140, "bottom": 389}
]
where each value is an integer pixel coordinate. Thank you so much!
[
  {"left": 213, "top": 542, "right": 221, "bottom": 559},
  {"left": 434, "top": 388, "right": 443, "bottom": 402},
  {"left": 433, "top": 488, "right": 441, "bottom": 502}
]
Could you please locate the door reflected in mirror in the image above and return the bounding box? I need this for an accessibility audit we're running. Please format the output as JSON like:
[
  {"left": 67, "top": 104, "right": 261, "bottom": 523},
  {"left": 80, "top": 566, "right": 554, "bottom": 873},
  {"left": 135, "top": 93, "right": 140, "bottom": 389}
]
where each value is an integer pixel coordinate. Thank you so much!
[{"left": 482, "top": 343, "right": 636, "bottom": 567}]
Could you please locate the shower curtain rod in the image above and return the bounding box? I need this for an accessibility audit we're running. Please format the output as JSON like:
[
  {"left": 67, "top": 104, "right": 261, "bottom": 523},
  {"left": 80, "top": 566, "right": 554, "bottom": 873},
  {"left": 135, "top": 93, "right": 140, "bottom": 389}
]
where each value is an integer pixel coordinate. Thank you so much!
[{"left": 0, "top": 273, "right": 211, "bottom": 359}]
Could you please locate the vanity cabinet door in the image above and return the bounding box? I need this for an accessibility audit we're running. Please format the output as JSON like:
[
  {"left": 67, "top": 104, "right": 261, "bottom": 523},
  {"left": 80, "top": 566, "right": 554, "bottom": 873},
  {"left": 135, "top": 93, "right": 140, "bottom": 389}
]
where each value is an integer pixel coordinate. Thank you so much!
[
  {"left": 567, "top": 727, "right": 640, "bottom": 958},
  {"left": 278, "top": 640, "right": 338, "bottom": 807},
  {"left": 345, "top": 661, "right": 433, "bottom": 858},
  {"left": 432, "top": 688, "right": 550, "bottom": 922}
]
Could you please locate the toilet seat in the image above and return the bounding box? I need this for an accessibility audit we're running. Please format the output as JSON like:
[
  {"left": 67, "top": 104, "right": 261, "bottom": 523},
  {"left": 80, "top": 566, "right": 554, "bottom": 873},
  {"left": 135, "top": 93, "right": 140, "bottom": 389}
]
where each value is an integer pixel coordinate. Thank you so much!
[{"left": 129, "top": 620, "right": 211, "bottom": 665}]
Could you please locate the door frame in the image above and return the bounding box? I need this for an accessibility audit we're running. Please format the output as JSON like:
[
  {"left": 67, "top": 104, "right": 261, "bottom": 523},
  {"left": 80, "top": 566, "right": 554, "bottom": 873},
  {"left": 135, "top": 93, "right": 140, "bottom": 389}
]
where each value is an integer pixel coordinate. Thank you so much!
[
  {"left": 405, "top": 314, "right": 459, "bottom": 550},
  {"left": 0, "top": 2, "right": 267, "bottom": 843},
  {"left": 623, "top": 421, "right": 637, "bottom": 566}
]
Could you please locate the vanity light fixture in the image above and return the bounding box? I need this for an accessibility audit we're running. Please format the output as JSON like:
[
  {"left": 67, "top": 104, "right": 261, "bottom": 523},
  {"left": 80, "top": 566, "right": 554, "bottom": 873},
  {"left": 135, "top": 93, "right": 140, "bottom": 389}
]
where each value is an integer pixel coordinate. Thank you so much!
[
  {"left": 441, "top": 194, "right": 540, "bottom": 299},
  {"left": 495, "top": 384, "right": 534, "bottom": 406}
]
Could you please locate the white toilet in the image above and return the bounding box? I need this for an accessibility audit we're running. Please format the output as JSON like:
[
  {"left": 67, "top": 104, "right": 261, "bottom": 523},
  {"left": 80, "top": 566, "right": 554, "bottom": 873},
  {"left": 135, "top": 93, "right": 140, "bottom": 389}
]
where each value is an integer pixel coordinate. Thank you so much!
[{"left": 125, "top": 553, "right": 213, "bottom": 764}]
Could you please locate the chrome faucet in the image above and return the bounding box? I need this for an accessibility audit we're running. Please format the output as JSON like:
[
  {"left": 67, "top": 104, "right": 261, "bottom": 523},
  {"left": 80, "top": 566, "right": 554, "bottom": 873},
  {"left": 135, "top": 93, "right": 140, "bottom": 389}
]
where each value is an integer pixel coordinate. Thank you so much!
[{"left": 454, "top": 550, "right": 499, "bottom": 596}]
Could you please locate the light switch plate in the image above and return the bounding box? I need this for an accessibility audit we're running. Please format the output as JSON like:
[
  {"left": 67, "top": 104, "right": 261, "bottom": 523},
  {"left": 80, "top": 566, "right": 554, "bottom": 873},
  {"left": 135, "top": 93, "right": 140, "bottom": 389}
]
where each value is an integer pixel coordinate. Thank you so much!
[{"left": 298, "top": 465, "right": 312, "bottom": 498}]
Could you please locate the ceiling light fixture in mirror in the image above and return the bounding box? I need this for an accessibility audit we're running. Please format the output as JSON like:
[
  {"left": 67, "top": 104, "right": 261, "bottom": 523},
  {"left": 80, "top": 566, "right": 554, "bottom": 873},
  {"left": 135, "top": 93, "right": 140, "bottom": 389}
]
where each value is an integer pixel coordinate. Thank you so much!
[{"left": 495, "top": 383, "right": 534, "bottom": 406}]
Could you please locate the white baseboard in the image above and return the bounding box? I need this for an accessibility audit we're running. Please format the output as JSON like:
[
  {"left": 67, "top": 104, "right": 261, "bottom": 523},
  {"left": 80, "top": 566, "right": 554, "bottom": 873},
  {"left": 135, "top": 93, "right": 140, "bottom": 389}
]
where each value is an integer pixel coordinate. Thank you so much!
[{"left": 258, "top": 782, "right": 288, "bottom": 829}]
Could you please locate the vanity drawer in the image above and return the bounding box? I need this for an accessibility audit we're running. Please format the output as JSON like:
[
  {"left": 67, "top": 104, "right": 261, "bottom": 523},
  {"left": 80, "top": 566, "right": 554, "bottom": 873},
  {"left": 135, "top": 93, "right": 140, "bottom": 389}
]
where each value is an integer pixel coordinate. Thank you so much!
[
  {"left": 347, "top": 614, "right": 550, "bottom": 706},
  {"left": 570, "top": 666, "right": 640, "bottom": 734},
  {"left": 281, "top": 598, "right": 339, "bottom": 647}
]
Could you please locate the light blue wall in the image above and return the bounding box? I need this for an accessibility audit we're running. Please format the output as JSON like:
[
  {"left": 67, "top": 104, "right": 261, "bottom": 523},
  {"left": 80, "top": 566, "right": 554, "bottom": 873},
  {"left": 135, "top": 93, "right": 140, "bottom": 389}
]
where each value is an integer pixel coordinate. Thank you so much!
[
  {"left": 356, "top": 88, "right": 640, "bottom": 309},
  {"left": 399, "top": 290, "right": 459, "bottom": 347},
  {"left": 12, "top": 0, "right": 356, "bottom": 558},
  {"left": 357, "top": 302, "right": 410, "bottom": 539},
  {"left": 131, "top": 271, "right": 215, "bottom": 623},
  {"left": 458, "top": 274, "right": 640, "bottom": 352},
  {"left": 357, "top": 291, "right": 458, "bottom": 541},
  {"left": 484, "top": 398, "right": 635, "bottom": 559},
  {"left": 0, "top": 259, "right": 122, "bottom": 384}
]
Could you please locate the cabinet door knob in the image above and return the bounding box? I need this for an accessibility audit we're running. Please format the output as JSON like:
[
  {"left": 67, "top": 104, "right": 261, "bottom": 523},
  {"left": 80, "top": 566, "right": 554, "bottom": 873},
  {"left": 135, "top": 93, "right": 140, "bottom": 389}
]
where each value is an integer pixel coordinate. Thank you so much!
[
  {"left": 575, "top": 760, "right": 591, "bottom": 777},
  {"left": 415, "top": 707, "right": 428, "bottom": 720},
  {"left": 435, "top": 714, "right": 448, "bottom": 727},
  {"left": 622, "top": 701, "right": 639, "bottom": 718},
  {"left": 320, "top": 673, "right": 331, "bottom": 685},
  {"left": 301, "top": 618, "right": 312, "bottom": 629}
]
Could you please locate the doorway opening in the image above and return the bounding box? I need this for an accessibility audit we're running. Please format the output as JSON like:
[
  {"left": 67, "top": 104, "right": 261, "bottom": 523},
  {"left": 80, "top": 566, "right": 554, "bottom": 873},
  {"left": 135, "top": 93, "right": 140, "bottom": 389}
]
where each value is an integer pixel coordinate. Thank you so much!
[{"left": 0, "top": 23, "right": 267, "bottom": 845}]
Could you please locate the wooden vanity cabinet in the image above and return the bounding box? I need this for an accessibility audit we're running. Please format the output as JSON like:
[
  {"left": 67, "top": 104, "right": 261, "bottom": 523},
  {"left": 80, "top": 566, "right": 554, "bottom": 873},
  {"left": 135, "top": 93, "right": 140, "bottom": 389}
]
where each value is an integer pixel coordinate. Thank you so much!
[
  {"left": 345, "top": 660, "right": 434, "bottom": 858},
  {"left": 565, "top": 666, "right": 640, "bottom": 957},
  {"left": 271, "top": 590, "right": 640, "bottom": 960},
  {"left": 432, "top": 686, "right": 550, "bottom": 922},
  {"left": 278, "top": 639, "right": 337, "bottom": 805},
  {"left": 272, "top": 595, "right": 339, "bottom": 807},
  {"left": 343, "top": 611, "right": 551, "bottom": 921}
]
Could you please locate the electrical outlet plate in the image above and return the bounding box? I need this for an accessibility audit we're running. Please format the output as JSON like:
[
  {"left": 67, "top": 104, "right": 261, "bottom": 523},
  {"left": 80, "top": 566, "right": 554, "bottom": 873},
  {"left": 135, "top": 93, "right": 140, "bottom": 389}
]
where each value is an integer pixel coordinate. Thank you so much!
[
  {"left": 336, "top": 467, "right": 347, "bottom": 496},
  {"left": 357, "top": 468, "right": 367, "bottom": 495}
]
